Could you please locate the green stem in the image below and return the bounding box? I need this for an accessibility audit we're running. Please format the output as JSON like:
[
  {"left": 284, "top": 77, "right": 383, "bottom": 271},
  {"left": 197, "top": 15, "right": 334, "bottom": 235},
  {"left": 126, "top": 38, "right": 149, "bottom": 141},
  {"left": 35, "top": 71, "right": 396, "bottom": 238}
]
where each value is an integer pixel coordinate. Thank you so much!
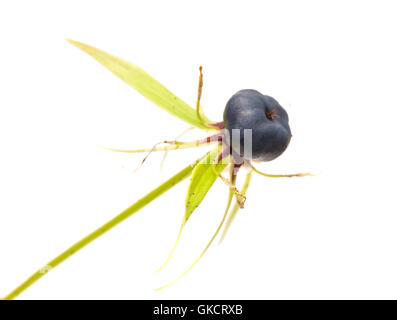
[{"left": 3, "top": 158, "right": 201, "bottom": 300}]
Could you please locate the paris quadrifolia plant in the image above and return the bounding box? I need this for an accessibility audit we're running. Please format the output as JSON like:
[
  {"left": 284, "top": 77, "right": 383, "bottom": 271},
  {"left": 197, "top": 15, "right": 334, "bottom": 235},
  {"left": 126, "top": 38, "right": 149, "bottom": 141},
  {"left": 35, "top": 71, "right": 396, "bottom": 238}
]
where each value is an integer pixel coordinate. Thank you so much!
[{"left": 2, "top": 40, "right": 314, "bottom": 299}]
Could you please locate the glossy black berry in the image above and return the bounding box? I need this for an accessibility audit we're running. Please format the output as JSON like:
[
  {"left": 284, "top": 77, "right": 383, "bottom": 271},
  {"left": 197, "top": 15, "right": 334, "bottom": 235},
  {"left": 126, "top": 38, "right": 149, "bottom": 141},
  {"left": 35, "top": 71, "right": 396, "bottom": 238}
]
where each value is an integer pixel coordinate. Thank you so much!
[{"left": 223, "top": 89, "right": 291, "bottom": 162}]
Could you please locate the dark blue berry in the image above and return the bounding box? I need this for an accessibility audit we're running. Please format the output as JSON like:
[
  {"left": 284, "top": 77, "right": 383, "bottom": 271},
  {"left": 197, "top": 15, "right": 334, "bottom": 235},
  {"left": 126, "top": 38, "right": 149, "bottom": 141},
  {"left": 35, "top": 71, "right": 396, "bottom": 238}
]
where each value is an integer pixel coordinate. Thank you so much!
[{"left": 223, "top": 89, "right": 291, "bottom": 162}]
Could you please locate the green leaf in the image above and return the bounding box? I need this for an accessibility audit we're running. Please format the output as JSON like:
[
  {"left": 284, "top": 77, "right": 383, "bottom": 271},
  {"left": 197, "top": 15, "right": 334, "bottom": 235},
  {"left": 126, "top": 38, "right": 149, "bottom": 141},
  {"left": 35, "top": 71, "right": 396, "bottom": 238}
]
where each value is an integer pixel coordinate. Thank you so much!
[
  {"left": 155, "top": 149, "right": 229, "bottom": 274},
  {"left": 67, "top": 39, "right": 211, "bottom": 130},
  {"left": 184, "top": 146, "right": 229, "bottom": 222}
]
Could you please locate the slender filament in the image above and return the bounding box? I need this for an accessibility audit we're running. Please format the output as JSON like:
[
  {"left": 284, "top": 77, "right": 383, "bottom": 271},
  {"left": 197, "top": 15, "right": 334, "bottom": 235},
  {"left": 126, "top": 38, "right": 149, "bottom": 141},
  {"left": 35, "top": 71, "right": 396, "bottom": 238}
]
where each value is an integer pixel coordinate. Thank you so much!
[
  {"left": 249, "top": 162, "right": 314, "bottom": 178},
  {"left": 211, "top": 163, "right": 246, "bottom": 208},
  {"left": 160, "top": 127, "right": 195, "bottom": 171},
  {"left": 219, "top": 168, "right": 253, "bottom": 243}
]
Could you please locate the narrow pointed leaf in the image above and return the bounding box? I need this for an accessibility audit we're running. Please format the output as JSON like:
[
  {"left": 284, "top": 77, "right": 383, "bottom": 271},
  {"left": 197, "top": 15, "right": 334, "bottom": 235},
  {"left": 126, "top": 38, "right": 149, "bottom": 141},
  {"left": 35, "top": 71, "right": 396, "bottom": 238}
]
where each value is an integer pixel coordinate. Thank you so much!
[
  {"left": 185, "top": 146, "right": 229, "bottom": 222},
  {"left": 156, "top": 182, "right": 234, "bottom": 291},
  {"left": 68, "top": 39, "right": 211, "bottom": 130},
  {"left": 152, "top": 147, "right": 227, "bottom": 273}
]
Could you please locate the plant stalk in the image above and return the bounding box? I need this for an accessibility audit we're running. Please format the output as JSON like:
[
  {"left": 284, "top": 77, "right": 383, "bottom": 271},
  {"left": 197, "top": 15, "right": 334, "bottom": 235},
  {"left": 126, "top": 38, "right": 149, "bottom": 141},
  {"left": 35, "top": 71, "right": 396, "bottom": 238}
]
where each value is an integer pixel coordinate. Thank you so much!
[{"left": 3, "top": 158, "right": 201, "bottom": 300}]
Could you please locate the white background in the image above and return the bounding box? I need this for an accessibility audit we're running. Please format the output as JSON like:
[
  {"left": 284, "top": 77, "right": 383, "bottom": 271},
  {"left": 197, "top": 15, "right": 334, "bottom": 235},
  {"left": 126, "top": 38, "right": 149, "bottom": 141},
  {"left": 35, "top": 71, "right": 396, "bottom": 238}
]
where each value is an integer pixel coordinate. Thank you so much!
[{"left": 1, "top": 0, "right": 397, "bottom": 299}]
